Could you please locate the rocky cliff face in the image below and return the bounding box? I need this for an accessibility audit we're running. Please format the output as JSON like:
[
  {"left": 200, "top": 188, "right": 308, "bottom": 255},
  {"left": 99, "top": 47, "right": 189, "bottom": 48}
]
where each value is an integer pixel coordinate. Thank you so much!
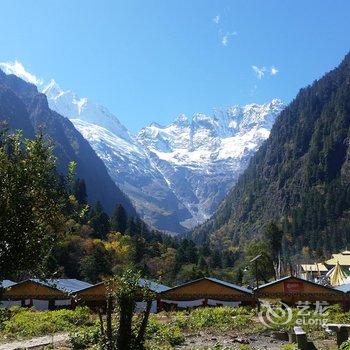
[{"left": 0, "top": 69, "right": 136, "bottom": 216}]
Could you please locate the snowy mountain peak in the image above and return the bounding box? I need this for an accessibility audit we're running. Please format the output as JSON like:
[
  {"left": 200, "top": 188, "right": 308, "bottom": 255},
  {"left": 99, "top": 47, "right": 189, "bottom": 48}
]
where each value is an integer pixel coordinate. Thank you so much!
[
  {"left": 0, "top": 60, "right": 43, "bottom": 86},
  {"left": 173, "top": 114, "right": 189, "bottom": 126},
  {"left": 1, "top": 60, "right": 285, "bottom": 233},
  {"left": 41, "top": 79, "right": 132, "bottom": 142},
  {"left": 42, "top": 79, "right": 63, "bottom": 98}
]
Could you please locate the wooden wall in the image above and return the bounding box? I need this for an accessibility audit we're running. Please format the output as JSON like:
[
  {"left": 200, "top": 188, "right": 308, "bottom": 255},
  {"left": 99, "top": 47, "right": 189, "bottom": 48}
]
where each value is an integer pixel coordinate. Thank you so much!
[
  {"left": 3, "top": 282, "right": 67, "bottom": 300},
  {"left": 161, "top": 279, "right": 254, "bottom": 301}
]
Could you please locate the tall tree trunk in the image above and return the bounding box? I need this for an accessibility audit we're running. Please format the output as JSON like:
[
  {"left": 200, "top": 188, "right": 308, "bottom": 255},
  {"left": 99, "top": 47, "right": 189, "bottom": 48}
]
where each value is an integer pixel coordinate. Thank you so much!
[
  {"left": 136, "top": 300, "right": 152, "bottom": 349},
  {"left": 97, "top": 308, "right": 105, "bottom": 340},
  {"left": 106, "top": 295, "right": 114, "bottom": 350},
  {"left": 116, "top": 296, "right": 135, "bottom": 350}
]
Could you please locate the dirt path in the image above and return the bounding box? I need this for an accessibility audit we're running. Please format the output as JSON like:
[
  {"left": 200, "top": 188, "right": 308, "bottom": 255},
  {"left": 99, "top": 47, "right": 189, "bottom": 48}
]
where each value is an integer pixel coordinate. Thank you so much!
[
  {"left": 176, "top": 330, "right": 288, "bottom": 349},
  {"left": 0, "top": 333, "right": 69, "bottom": 350}
]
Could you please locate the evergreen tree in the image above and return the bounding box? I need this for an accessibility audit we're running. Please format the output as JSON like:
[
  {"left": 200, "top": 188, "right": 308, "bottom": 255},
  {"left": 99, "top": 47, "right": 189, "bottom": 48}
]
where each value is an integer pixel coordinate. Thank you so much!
[
  {"left": 90, "top": 202, "right": 110, "bottom": 239},
  {"left": 73, "top": 178, "right": 87, "bottom": 204},
  {"left": 211, "top": 250, "right": 222, "bottom": 268},
  {"left": 111, "top": 204, "right": 128, "bottom": 234},
  {"left": 264, "top": 222, "right": 283, "bottom": 278},
  {"left": 80, "top": 242, "right": 112, "bottom": 283},
  {"left": 197, "top": 255, "right": 208, "bottom": 274}
]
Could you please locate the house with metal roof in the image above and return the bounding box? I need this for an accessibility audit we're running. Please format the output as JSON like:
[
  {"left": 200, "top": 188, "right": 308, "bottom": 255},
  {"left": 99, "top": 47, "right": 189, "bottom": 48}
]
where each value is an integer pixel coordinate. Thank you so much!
[
  {"left": 1, "top": 279, "right": 94, "bottom": 310},
  {"left": 1, "top": 279, "right": 70, "bottom": 310},
  {"left": 75, "top": 278, "right": 170, "bottom": 313},
  {"left": 30, "top": 279, "right": 93, "bottom": 294},
  {"left": 139, "top": 278, "right": 169, "bottom": 293},
  {"left": 256, "top": 275, "right": 344, "bottom": 305},
  {"left": 0, "top": 280, "right": 16, "bottom": 288},
  {"left": 335, "top": 283, "right": 350, "bottom": 293},
  {"left": 159, "top": 277, "right": 255, "bottom": 310}
]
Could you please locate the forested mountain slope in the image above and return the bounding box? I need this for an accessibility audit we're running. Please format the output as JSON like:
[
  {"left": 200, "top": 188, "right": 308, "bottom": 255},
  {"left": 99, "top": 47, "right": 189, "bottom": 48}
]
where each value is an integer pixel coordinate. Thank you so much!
[
  {"left": 192, "top": 52, "right": 350, "bottom": 257},
  {"left": 0, "top": 69, "right": 136, "bottom": 215}
]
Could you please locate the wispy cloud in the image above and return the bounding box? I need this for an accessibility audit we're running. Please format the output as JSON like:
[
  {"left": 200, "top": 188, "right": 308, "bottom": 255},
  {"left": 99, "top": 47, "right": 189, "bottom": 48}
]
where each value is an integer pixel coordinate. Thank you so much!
[
  {"left": 0, "top": 60, "right": 43, "bottom": 85},
  {"left": 252, "top": 65, "right": 266, "bottom": 79},
  {"left": 213, "top": 15, "right": 220, "bottom": 24},
  {"left": 270, "top": 66, "right": 279, "bottom": 75},
  {"left": 252, "top": 65, "right": 279, "bottom": 79},
  {"left": 221, "top": 31, "right": 238, "bottom": 46}
]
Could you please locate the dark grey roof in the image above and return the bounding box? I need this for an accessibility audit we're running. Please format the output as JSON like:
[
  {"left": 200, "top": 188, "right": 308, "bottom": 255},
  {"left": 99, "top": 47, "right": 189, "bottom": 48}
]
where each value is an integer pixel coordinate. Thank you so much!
[
  {"left": 0, "top": 280, "right": 16, "bottom": 288},
  {"left": 30, "top": 279, "right": 93, "bottom": 293},
  {"left": 256, "top": 276, "right": 291, "bottom": 290},
  {"left": 205, "top": 277, "right": 253, "bottom": 294},
  {"left": 139, "top": 278, "right": 170, "bottom": 293},
  {"left": 73, "top": 278, "right": 170, "bottom": 294},
  {"left": 257, "top": 275, "right": 343, "bottom": 293},
  {"left": 335, "top": 283, "right": 350, "bottom": 293},
  {"left": 161, "top": 277, "right": 253, "bottom": 295}
]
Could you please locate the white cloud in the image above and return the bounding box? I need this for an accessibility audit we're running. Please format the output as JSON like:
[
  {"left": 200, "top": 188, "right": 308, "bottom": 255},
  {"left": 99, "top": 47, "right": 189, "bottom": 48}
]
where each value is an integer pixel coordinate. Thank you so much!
[
  {"left": 252, "top": 65, "right": 266, "bottom": 79},
  {"left": 221, "top": 31, "right": 237, "bottom": 46},
  {"left": 213, "top": 15, "right": 220, "bottom": 24},
  {"left": 0, "top": 60, "right": 43, "bottom": 86},
  {"left": 270, "top": 66, "right": 279, "bottom": 75},
  {"left": 222, "top": 35, "right": 229, "bottom": 46}
]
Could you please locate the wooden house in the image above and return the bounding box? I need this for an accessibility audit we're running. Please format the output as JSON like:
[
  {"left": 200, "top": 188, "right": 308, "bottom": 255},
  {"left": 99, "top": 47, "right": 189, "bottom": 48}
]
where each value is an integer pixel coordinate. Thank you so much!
[
  {"left": 75, "top": 278, "right": 169, "bottom": 313},
  {"left": 2, "top": 280, "right": 69, "bottom": 310},
  {"left": 256, "top": 276, "right": 344, "bottom": 305},
  {"left": 1, "top": 279, "right": 93, "bottom": 310},
  {"left": 159, "top": 277, "right": 255, "bottom": 310}
]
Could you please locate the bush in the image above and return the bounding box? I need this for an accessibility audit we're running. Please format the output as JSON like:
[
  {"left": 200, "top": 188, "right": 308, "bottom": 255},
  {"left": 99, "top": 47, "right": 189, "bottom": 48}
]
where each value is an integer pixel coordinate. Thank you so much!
[
  {"left": 281, "top": 344, "right": 297, "bottom": 350},
  {"left": 146, "top": 317, "right": 185, "bottom": 346},
  {"left": 182, "top": 307, "right": 254, "bottom": 331},
  {"left": 1, "top": 306, "right": 94, "bottom": 339},
  {"left": 340, "top": 340, "right": 350, "bottom": 350},
  {"left": 69, "top": 325, "right": 101, "bottom": 349}
]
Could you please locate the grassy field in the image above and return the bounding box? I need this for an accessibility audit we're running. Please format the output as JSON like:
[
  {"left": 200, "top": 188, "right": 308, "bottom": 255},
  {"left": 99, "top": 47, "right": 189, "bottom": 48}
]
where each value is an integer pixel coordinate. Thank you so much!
[{"left": 0, "top": 305, "right": 348, "bottom": 349}]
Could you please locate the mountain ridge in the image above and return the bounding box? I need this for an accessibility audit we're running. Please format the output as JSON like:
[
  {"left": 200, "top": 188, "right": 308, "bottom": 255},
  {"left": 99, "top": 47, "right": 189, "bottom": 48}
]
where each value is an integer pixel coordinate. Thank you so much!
[
  {"left": 0, "top": 61, "right": 284, "bottom": 234},
  {"left": 0, "top": 68, "right": 136, "bottom": 216},
  {"left": 191, "top": 52, "right": 350, "bottom": 257},
  {"left": 42, "top": 79, "right": 284, "bottom": 233}
]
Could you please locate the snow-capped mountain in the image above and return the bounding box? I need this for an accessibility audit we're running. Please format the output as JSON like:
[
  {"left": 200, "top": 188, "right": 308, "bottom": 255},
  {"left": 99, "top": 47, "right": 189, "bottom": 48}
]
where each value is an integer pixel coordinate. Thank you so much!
[
  {"left": 137, "top": 100, "right": 284, "bottom": 229},
  {"left": 0, "top": 61, "right": 284, "bottom": 233},
  {"left": 40, "top": 79, "right": 193, "bottom": 233}
]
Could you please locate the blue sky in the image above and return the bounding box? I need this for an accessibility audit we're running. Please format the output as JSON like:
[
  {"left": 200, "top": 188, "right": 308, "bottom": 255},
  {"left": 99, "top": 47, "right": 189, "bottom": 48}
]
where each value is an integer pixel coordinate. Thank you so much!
[{"left": 1, "top": 0, "right": 350, "bottom": 131}]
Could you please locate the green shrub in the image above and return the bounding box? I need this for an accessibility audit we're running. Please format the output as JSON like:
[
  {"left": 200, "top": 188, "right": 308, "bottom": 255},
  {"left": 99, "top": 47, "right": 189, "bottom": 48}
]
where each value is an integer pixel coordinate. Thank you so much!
[
  {"left": 146, "top": 317, "right": 185, "bottom": 346},
  {"left": 1, "top": 306, "right": 94, "bottom": 339},
  {"left": 340, "top": 340, "right": 350, "bottom": 350},
  {"left": 69, "top": 325, "right": 101, "bottom": 349},
  {"left": 184, "top": 307, "right": 254, "bottom": 331},
  {"left": 281, "top": 344, "right": 297, "bottom": 350}
]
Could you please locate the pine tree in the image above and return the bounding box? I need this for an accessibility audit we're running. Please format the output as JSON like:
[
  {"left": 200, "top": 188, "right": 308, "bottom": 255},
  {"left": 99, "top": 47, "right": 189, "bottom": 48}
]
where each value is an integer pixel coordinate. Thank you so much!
[
  {"left": 90, "top": 202, "right": 110, "bottom": 239},
  {"left": 111, "top": 204, "right": 128, "bottom": 234},
  {"left": 73, "top": 178, "right": 87, "bottom": 204}
]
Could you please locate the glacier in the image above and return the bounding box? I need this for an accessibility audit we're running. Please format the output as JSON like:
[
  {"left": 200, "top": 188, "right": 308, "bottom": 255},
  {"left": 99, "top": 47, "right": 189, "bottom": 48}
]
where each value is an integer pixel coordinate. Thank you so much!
[{"left": 0, "top": 61, "right": 284, "bottom": 234}]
